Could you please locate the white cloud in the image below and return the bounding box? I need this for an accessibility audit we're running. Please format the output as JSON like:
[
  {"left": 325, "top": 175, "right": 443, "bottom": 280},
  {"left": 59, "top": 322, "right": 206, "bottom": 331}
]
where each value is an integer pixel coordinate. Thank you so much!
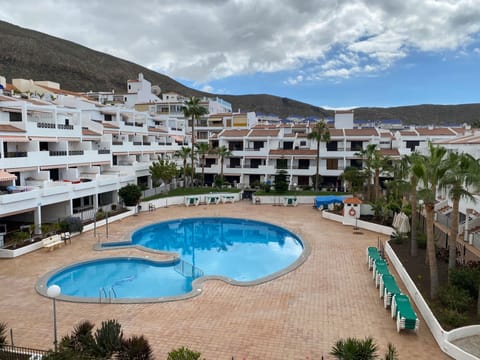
[{"left": 1, "top": 0, "right": 480, "bottom": 83}]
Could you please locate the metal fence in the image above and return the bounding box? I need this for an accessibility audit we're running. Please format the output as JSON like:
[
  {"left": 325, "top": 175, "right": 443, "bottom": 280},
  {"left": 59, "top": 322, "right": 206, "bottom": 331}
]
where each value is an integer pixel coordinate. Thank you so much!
[{"left": 0, "top": 345, "right": 48, "bottom": 359}]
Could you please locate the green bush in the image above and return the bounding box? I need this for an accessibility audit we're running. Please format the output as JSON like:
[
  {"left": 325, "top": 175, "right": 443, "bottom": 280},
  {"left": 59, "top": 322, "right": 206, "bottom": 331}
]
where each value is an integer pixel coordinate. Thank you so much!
[
  {"left": 59, "top": 216, "right": 83, "bottom": 233},
  {"left": 416, "top": 232, "right": 427, "bottom": 249},
  {"left": 449, "top": 266, "right": 480, "bottom": 299},
  {"left": 438, "top": 285, "right": 473, "bottom": 312},
  {"left": 118, "top": 184, "right": 142, "bottom": 206},
  {"left": 436, "top": 307, "right": 468, "bottom": 328},
  {"left": 167, "top": 346, "right": 202, "bottom": 360}
]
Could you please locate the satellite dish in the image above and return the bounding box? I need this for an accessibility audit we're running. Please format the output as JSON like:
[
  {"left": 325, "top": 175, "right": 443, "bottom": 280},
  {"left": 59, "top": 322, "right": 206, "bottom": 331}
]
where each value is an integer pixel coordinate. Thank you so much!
[{"left": 151, "top": 85, "right": 161, "bottom": 96}]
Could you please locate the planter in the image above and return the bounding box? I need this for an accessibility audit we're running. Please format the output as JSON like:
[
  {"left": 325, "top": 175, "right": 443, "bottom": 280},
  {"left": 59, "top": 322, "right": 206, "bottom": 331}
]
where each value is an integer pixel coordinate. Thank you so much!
[{"left": 0, "top": 239, "right": 44, "bottom": 258}]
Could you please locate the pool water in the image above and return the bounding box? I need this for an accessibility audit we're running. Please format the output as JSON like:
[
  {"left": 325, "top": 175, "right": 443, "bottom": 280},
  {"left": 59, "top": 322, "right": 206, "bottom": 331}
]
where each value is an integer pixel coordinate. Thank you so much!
[
  {"left": 44, "top": 217, "right": 304, "bottom": 301},
  {"left": 48, "top": 258, "right": 191, "bottom": 299}
]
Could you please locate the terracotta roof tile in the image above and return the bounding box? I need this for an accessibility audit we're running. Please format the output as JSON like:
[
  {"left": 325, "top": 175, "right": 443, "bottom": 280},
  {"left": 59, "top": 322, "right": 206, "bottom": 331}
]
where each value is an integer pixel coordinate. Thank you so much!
[
  {"left": 344, "top": 128, "right": 378, "bottom": 136},
  {"left": 82, "top": 128, "right": 101, "bottom": 136},
  {"left": 102, "top": 122, "right": 119, "bottom": 129},
  {"left": 415, "top": 127, "right": 455, "bottom": 136},
  {"left": 219, "top": 129, "right": 250, "bottom": 137},
  {"left": 36, "top": 84, "right": 85, "bottom": 97},
  {"left": 344, "top": 197, "right": 362, "bottom": 204},
  {"left": 248, "top": 129, "right": 279, "bottom": 137},
  {"left": 399, "top": 130, "right": 418, "bottom": 136},
  {"left": 328, "top": 129, "right": 344, "bottom": 137},
  {"left": 0, "top": 124, "right": 25, "bottom": 132}
]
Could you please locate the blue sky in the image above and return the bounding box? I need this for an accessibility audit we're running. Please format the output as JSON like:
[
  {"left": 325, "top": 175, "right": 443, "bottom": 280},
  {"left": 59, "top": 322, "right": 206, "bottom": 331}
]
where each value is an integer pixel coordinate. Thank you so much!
[{"left": 1, "top": 0, "right": 480, "bottom": 109}]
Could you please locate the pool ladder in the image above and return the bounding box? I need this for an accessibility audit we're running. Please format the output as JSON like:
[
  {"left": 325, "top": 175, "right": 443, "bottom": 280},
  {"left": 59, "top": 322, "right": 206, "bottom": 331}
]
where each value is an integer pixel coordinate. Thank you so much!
[{"left": 99, "top": 287, "right": 117, "bottom": 303}]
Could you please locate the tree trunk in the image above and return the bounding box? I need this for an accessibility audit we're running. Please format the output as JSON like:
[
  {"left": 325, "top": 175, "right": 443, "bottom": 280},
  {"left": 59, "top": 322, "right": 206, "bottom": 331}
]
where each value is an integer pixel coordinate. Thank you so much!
[
  {"left": 220, "top": 156, "right": 224, "bottom": 182},
  {"left": 201, "top": 155, "right": 205, "bottom": 187},
  {"left": 315, "top": 141, "right": 320, "bottom": 191},
  {"left": 374, "top": 169, "right": 380, "bottom": 201},
  {"left": 426, "top": 203, "right": 439, "bottom": 298},
  {"left": 183, "top": 159, "right": 187, "bottom": 188},
  {"left": 448, "top": 197, "right": 460, "bottom": 270},
  {"left": 478, "top": 284, "right": 480, "bottom": 316},
  {"left": 410, "top": 193, "right": 418, "bottom": 257},
  {"left": 190, "top": 115, "right": 195, "bottom": 187}
]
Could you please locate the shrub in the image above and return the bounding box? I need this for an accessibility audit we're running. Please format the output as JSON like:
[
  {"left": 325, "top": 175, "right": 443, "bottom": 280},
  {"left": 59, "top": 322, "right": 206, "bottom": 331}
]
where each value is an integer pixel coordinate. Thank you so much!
[
  {"left": 416, "top": 232, "right": 427, "bottom": 249},
  {"left": 0, "top": 322, "right": 7, "bottom": 347},
  {"left": 436, "top": 307, "right": 468, "bottom": 328},
  {"left": 119, "top": 335, "right": 153, "bottom": 360},
  {"left": 449, "top": 266, "right": 480, "bottom": 299},
  {"left": 167, "top": 346, "right": 202, "bottom": 360},
  {"left": 118, "top": 184, "right": 142, "bottom": 206},
  {"left": 59, "top": 216, "right": 83, "bottom": 233},
  {"left": 438, "top": 285, "right": 473, "bottom": 312}
]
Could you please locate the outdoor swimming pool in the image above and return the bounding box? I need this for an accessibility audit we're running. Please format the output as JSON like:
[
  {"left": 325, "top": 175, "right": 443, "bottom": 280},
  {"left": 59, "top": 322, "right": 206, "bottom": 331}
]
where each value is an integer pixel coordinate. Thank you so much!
[{"left": 38, "top": 217, "right": 305, "bottom": 302}]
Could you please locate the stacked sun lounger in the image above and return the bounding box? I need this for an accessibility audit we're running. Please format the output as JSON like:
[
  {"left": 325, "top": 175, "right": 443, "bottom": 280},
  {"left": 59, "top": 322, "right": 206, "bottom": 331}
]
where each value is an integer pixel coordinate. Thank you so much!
[
  {"left": 391, "top": 294, "right": 420, "bottom": 333},
  {"left": 366, "top": 246, "right": 419, "bottom": 333}
]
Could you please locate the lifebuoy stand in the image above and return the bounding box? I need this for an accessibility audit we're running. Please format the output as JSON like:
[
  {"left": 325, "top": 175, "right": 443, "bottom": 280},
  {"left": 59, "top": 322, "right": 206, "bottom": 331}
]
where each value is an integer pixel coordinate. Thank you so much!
[{"left": 343, "top": 197, "right": 362, "bottom": 225}]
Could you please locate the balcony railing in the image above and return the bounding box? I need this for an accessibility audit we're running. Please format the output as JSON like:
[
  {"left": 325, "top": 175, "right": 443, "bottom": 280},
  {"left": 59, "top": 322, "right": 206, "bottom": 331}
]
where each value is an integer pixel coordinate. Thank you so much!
[
  {"left": 49, "top": 150, "right": 67, "bottom": 156},
  {"left": 37, "top": 122, "right": 56, "bottom": 128},
  {"left": 143, "top": 142, "right": 151, "bottom": 145},
  {"left": 58, "top": 124, "right": 74, "bottom": 130},
  {"left": 69, "top": 150, "right": 84, "bottom": 156},
  {"left": 4, "top": 151, "right": 27, "bottom": 158},
  {"left": 244, "top": 147, "right": 262, "bottom": 151},
  {"left": 98, "top": 149, "right": 110, "bottom": 154},
  {"left": 112, "top": 141, "right": 123, "bottom": 145},
  {"left": 133, "top": 141, "right": 142, "bottom": 145}
]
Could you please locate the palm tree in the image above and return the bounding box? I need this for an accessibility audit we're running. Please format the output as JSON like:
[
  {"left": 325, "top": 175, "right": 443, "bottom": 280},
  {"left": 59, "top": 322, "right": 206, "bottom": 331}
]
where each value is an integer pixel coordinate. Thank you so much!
[
  {"left": 357, "top": 144, "right": 388, "bottom": 201},
  {"left": 195, "top": 142, "right": 211, "bottom": 187},
  {"left": 407, "top": 153, "right": 423, "bottom": 257},
  {"left": 216, "top": 145, "right": 232, "bottom": 184},
  {"left": 175, "top": 146, "right": 192, "bottom": 188},
  {"left": 182, "top": 97, "right": 208, "bottom": 187},
  {"left": 439, "top": 151, "right": 480, "bottom": 270},
  {"left": 330, "top": 337, "right": 378, "bottom": 360},
  {"left": 415, "top": 143, "right": 448, "bottom": 298},
  {"left": 307, "top": 120, "right": 330, "bottom": 191}
]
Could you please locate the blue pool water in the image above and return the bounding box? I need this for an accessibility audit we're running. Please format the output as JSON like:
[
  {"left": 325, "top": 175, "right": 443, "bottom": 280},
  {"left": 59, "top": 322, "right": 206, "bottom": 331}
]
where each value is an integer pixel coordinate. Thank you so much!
[{"left": 45, "top": 217, "right": 304, "bottom": 301}]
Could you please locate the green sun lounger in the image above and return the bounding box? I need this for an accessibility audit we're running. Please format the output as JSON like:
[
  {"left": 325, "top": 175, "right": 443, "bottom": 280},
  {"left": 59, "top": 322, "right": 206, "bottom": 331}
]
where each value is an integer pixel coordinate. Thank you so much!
[
  {"left": 391, "top": 294, "right": 419, "bottom": 333},
  {"left": 380, "top": 274, "right": 401, "bottom": 308},
  {"left": 367, "top": 247, "right": 381, "bottom": 269},
  {"left": 373, "top": 260, "right": 390, "bottom": 287}
]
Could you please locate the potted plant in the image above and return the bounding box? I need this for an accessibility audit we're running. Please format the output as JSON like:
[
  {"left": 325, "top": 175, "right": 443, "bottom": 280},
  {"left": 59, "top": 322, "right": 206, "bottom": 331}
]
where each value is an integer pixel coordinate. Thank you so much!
[{"left": 11, "top": 230, "right": 29, "bottom": 249}]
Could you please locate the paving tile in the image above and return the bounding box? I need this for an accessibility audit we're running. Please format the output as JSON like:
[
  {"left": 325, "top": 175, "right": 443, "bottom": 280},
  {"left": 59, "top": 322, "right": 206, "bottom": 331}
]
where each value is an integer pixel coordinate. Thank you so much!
[{"left": 0, "top": 203, "right": 451, "bottom": 359}]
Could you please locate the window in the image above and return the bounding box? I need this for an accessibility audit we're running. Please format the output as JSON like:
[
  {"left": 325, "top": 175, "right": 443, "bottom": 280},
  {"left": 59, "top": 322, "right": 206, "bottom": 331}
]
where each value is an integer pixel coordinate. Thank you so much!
[
  {"left": 351, "top": 141, "right": 363, "bottom": 151},
  {"left": 405, "top": 140, "right": 420, "bottom": 151},
  {"left": 326, "top": 158, "right": 338, "bottom": 170},
  {"left": 298, "top": 159, "right": 310, "bottom": 169},
  {"left": 276, "top": 158, "right": 288, "bottom": 169},
  {"left": 326, "top": 141, "right": 338, "bottom": 151},
  {"left": 299, "top": 141, "right": 307, "bottom": 147},
  {"left": 283, "top": 142, "right": 293, "bottom": 150},
  {"left": 9, "top": 112, "right": 22, "bottom": 122},
  {"left": 350, "top": 159, "right": 362, "bottom": 169}
]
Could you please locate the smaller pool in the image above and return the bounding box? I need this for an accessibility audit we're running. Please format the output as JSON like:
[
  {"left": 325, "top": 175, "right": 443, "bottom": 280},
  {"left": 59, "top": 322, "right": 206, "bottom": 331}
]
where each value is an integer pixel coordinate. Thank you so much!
[{"left": 42, "top": 257, "right": 197, "bottom": 301}]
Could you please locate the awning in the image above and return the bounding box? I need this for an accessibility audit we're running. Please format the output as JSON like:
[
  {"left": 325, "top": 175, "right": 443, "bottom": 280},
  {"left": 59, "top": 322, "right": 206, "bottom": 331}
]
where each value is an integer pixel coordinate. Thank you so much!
[
  {"left": 6, "top": 166, "right": 37, "bottom": 172},
  {"left": 58, "top": 137, "right": 81, "bottom": 142},
  {"left": 172, "top": 135, "right": 185, "bottom": 142},
  {"left": 0, "top": 136, "right": 29, "bottom": 142},
  {"left": 29, "top": 136, "right": 58, "bottom": 142},
  {"left": 315, "top": 195, "right": 347, "bottom": 208},
  {"left": 40, "top": 165, "right": 67, "bottom": 170},
  {"left": 0, "top": 170, "right": 17, "bottom": 181}
]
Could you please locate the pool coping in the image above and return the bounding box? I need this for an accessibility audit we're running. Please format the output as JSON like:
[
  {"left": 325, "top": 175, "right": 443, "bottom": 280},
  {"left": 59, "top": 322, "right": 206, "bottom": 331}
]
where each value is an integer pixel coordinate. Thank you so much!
[{"left": 36, "top": 217, "right": 311, "bottom": 304}]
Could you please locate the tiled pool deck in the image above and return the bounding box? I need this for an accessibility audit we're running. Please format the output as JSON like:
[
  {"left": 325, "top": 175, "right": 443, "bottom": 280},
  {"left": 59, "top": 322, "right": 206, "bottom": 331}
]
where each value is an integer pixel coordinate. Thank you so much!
[{"left": 0, "top": 203, "right": 451, "bottom": 359}]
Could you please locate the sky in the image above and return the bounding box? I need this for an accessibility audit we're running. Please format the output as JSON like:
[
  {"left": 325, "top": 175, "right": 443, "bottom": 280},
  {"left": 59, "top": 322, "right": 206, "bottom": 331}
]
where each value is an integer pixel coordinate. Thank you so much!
[{"left": 1, "top": 0, "right": 480, "bottom": 109}]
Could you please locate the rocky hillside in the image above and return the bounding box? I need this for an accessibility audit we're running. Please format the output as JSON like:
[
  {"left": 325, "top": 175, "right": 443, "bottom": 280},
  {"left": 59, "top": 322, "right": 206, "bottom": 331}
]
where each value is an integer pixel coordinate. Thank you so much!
[{"left": 0, "top": 20, "right": 478, "bottom": 124}]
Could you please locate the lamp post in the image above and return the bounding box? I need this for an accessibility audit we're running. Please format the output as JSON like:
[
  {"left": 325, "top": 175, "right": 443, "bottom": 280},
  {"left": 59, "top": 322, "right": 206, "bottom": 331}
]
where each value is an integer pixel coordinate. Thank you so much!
[{"left": 46, "top": 284, "right": 61, "bottom": 352}]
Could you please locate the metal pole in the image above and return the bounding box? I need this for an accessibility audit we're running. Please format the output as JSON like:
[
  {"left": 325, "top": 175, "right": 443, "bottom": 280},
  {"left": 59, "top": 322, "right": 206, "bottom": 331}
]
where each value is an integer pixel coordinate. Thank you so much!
[
  {"left": 105, "top": 211, "right": 109, "bottom": 238},
  {"left": 52, "top": 298, "right": 57, "bottom": 352},
  {"left": 93, "top": 209, "right": 97, "bottom": 239}
]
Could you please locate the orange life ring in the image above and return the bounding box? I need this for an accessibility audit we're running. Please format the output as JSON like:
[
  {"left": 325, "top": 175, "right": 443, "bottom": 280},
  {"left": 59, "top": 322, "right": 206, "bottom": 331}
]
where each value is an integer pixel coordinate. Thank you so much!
[{"left": 349, "top": 207, "right": 356, "bottom": 217}]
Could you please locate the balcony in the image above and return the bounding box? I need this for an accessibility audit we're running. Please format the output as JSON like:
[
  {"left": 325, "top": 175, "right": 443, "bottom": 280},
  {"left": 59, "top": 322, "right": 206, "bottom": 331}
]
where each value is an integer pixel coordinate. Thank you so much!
[
  {"left": 133, "top": 141, "right": 142, "bottom": 146},
  {"left": 98, "top": 149, "right": 110, "bottom": 154},
  {"left": 58, "top": 124, "right": 74, "bottom": 130},
  {"left": 36, "top": 122, "right": 56, "bottom": 129},
  {"left": 68, "top": 150, "right": 84, "bottom": 156},
  {"left": 112, "top": 141, "right": 123, "bottom": 146},
  {"left": 4, "top": 152, "right": 27, "bottom": 158}
]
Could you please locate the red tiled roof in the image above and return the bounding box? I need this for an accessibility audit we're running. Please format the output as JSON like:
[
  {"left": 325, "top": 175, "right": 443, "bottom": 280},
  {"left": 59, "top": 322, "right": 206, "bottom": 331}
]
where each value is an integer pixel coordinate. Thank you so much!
[
  {"left": 219, "top": 129, "right": 250, "bottom": 137},
  {"left": 399, "top": 130, "right": 418, "bottom": 136},
  {"left": 415, "top": 128, "right": 456, "bottom": 136},
  {"left": 36, "top": 84, "right": 85, "bottom": 97},
  {"left": 0, "top": 124, "right": 25, "bottom": 133},
  {"left": 328, "top": 129, "right": 344, "bottom": 137},
  {"left": 102, "top": 122, "right": 119, "bottom": 129},
  {"left": 344, "top": 197, "right": 362, "bottom": 204},
  {"left": 344, "top": 128, "right": 378, "bottom": 136},
  {"left": 82, "top": 128, "right": 101, "bottom": 136},
  {"left": 248, "top": 129, "right": 279, "bottom": 137}
]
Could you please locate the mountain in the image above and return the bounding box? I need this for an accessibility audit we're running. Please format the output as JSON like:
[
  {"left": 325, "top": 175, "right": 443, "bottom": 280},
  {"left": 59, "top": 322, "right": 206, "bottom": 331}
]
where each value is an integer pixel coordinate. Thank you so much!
[{"left": 0, "top": 20, "right": 478, "bottom": 124}]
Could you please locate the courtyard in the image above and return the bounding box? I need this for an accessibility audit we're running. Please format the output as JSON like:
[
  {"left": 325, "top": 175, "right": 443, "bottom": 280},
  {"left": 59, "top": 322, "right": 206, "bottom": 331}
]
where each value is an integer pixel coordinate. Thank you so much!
[{"left": 0, "top": 202, "right": 450, "bottom": 359}]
